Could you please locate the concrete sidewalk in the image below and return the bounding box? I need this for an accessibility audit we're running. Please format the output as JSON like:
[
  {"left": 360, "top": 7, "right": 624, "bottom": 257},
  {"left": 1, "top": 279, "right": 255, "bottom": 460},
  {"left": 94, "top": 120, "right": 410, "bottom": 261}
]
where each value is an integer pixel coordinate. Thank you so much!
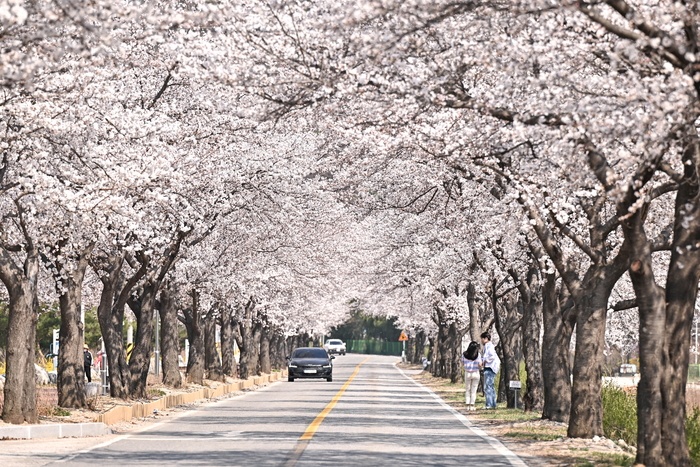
[{"left": 0, "top": 422, "right": 111, "bottom": 440}]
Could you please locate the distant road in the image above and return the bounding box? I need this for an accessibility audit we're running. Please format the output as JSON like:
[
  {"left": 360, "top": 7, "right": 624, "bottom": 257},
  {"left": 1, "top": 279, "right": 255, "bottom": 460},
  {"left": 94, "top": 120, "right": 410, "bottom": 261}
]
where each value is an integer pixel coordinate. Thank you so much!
[{"left": 45, "top": 354, "right": 525, "bottom": 466}]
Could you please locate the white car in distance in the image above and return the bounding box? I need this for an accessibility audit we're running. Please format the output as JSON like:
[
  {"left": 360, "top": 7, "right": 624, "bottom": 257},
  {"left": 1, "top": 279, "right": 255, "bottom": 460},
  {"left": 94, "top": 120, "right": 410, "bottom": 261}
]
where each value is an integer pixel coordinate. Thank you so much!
[{"left": 324, "top": 339, "right": 346, "bottom": 356}]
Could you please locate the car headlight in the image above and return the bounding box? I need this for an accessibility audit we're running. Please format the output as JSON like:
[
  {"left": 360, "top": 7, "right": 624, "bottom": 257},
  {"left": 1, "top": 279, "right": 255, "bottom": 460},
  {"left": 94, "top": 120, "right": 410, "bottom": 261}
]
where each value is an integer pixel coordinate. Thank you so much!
[
  {"left": 323, "top": 365, "right": 331, "bottom": 368},
  {"left": 289, "top": 364, "right": 297, "bottom": 368}
]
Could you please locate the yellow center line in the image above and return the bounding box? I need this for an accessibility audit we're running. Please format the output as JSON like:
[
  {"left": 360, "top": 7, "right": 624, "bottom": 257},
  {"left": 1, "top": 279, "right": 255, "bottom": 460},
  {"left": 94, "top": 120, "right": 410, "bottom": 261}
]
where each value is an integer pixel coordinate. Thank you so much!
[
  {"left": 300, "top": 356, "right": 370, "bottom": 440},
  {"left": 282, "top": 357, "right": 370, "bottom": 467}
]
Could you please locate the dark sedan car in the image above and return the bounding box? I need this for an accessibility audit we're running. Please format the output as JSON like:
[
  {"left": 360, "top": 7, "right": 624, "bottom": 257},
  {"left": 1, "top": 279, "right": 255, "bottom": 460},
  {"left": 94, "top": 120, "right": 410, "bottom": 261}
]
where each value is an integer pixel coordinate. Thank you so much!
[{"left": 287, "top": 347, "right": 334, "bottom": 382}]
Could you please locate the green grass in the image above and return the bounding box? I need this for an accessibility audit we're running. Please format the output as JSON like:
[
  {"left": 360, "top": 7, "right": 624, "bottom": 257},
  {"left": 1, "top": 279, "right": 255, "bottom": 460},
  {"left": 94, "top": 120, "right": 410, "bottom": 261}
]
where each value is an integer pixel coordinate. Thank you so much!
[
  {"left": 473, "top": 405, "right": 541, "bottom": 421},
  {"left": 48, "top": 407, "right": 71, "bottom": 417},
  {"left": 504, "top": 429, "right": 564, "bottom": 441},
  {"left": 574, "top": 452, "right": 634, "bottom": 467},
  {"left": 439, "top": 379, "right": 463, "bottom": 388},
  {"left": 148, "top": 389, "right": 166, "bottom": 397}
]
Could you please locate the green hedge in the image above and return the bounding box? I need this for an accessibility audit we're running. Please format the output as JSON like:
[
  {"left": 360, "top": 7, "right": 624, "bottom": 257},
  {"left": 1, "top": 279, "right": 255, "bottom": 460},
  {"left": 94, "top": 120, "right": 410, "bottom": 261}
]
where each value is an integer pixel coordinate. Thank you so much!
[
  {"left": 690, "top": 365, "right": 700, "bottom": 380},
  {"left": 346, "top": 340, "right": 402, "bottom": 356}
]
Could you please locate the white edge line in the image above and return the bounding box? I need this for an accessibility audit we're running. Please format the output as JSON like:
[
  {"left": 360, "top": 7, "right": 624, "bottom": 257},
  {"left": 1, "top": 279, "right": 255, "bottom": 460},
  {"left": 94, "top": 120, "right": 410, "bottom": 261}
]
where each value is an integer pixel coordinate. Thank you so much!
[
  {"left": 53, "top": 379, "right": 283, "bottom": 464},
  {"left": 394, "top": 364, "right": 529, "bottom": 467}
]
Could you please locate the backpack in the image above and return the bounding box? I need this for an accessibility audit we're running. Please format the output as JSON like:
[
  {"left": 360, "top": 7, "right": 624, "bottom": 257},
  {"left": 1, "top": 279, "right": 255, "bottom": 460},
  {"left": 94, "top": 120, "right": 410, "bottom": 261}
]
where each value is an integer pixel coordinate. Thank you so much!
[{"left": 463, "top": 341, "right": 480, "bottom": 360}]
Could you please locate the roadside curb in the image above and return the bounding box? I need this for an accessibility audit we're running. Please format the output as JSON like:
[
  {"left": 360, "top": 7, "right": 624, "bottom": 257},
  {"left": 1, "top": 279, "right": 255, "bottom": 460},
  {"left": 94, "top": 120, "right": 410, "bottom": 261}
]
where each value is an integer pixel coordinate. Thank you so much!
[
  {"left": 0, "top": 370, "right": 286, "bottom": 440},
  {"left": 94, "top": 371, "right": 287, "bottom": 425},
  {"left": 0, "top": 422, "right": 112, "bottom": 440}
]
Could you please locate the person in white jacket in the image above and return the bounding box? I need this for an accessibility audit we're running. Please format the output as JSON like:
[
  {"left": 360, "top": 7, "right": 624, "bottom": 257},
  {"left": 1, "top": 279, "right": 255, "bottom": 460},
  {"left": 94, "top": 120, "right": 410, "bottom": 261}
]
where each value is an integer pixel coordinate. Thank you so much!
[{"left": 481, "top": 332, "right": 500, "bottom": 409}]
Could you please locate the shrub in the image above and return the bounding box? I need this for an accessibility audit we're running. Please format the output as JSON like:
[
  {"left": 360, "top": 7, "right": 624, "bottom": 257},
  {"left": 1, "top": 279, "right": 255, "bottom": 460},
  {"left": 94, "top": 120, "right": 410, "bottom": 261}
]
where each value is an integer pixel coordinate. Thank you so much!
[
  {"left": 687, "top": 407, "right": 700, "bottom": 467},
  {"left": 148, "top": 389, "right": 166, "bottom": 398},
  {"left": 601, "top": 383, "right": 637, "bottom": 446},
  {"left": 519, "top": 360, "right": 527, "bottom": 394}
]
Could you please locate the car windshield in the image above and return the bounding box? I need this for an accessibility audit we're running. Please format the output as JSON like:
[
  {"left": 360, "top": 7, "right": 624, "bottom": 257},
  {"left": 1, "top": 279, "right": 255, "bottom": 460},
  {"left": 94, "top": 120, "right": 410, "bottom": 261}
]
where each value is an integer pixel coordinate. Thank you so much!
[
  {"left": 328, "top": 340, "right": 342, "bottom": 345},
  {"left": 293, "top": 348, "right": 328, "bottom": 359}
]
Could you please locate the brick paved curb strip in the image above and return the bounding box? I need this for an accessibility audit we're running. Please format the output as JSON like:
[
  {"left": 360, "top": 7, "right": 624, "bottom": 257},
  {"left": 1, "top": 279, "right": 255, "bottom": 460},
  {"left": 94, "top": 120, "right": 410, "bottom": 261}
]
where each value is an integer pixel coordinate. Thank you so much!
[
  {"left": 0, "top": 422, "right": 111, "bottom": 440},
  {"left": 95, "top": 371, "right": 286, "bottom": 425}
]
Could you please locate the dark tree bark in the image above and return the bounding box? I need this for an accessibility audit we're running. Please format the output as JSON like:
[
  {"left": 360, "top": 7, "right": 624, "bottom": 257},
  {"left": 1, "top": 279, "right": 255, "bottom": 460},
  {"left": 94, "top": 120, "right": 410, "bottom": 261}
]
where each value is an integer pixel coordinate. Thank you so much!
[
  {"left": 432, "top": 315, "right": 447, "bottom": 378},
  {"left": 491, "top": 287, "right": 522, "bottom": 408},
  {"left": 260, "top": 325, "right": 272, "bottom": 374},
  {"left": 270, "top": 333, "right": 286, "bottom": 369},
  {"left": 237, "top": 298, "right": 262, "bottom": 380},
  {"left": 427, "top": 335, "right": 435, "bottom": 371},
  {"left": 93, "top": 252, "right": 144, "bottom": 400},
  {"left": 405, "top": 335, "right": 415, "bottom": 363},
  {"left": 509, "top": 262, "right": 544, "bottom": 412},
  {"left": 158, "top": 283, "right": 182, "bottom": 388},
  {"left": 413, "top": 330, "right": 426, "bottom": 364},
  {"left": 541, "top": 273, "right": 575, "bottom": 423},
  {"left": 467, "top": 282, "right": 481, "bottom": 343},
  {"left": 181, "top": 289, "right": 204, "bottom": 385},
  {"left": 219, "top": 307, "right": 236, "bottom": 377},
  {"left": 567, "top": 5, "right": 700, "bottom": 462},
  {"left": 516, "top": 190, "right": 630, "bottom": 437},
  {"left": 448, "top": 322, "right": 467, "bottom": 384},
  {"left": 0, "top": 242, "right": 40, "bottom": 424},
  {"left": 204, "top": 305, "right": 224, "bottom": 382},
  {"left": 128, "top": 232, "right": 185, "bottom": 398},
  {"left": 127, "top": 281, "right": 157, "bottom": 399},
  {"left": 52, "top": 244, "right": 94, "bottom": 408},
  {"left": 593, "top": 134, "right": 700, "bottom": 465}
]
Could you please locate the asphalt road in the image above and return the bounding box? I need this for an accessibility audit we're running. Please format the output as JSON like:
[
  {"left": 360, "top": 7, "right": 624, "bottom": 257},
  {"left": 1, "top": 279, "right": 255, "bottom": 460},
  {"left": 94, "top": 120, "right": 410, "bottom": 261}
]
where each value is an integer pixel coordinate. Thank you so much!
[{"left": 38, "top": 354, "right": 525, "bottom": 466}]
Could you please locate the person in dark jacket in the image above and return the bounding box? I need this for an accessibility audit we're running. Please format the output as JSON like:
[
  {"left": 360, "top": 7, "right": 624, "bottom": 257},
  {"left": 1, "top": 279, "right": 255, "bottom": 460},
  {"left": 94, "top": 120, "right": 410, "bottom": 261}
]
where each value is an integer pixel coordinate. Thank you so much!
[{"left": 84, "top": 344, "right": 93, "bottom": 383}]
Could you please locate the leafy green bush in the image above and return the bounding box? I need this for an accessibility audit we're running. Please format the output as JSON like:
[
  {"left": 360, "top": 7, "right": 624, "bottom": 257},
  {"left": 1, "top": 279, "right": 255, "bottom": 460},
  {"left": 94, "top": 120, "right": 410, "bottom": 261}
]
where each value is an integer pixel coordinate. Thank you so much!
[
  {"left": 687, "top": 407, "right": 700, "bottom": 466},
  {"left": 519, "top": 360, "right": 527, "bottom": 394},
  {"left": 601, "top": 384, "right": 637, "bottom": 446}
]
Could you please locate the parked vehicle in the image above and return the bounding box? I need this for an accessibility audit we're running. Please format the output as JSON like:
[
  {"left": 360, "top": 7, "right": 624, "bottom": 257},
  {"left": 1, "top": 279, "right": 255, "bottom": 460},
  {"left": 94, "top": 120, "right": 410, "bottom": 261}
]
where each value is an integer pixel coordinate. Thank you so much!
[
  {"left": 323, "top": 339, "right": 346, "bottom": 355},
  {"left": 287, "top": 347, "right": 334, "bottom": 382}
]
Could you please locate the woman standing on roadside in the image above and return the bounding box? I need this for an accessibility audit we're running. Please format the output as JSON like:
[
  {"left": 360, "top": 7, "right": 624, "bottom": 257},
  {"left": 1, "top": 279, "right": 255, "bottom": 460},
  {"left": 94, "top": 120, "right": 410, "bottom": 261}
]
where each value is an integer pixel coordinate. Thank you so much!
[{"left": 461, "top": 341, "right": 482, "bottom": 411}]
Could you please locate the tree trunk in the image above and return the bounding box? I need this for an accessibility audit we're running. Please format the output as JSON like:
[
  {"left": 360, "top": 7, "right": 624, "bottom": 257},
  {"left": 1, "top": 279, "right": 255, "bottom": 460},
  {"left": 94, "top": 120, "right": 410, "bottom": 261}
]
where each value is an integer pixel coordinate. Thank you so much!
[
  {"left": 518, "top": 182, "right": 630, "bottom": 437},
  {"left": 260, "top": 326, "right": 271, "bottom": 374},
  {"left": 491, "top": 283, "right": 521, "bottom": 409},
  {"left": 94, "top": 254, "right": 131, "bottom": 400},
  {"left": 238, "top": 299, "right": 260, "bottom": 380},
  {"left": 567, "top": 285, "right": 612, "bottom": 438},
  {"left": 47, "top": 244, "right": 93, "bottom": 409},
  {"left": 185, "top": 289, "right": 205, "bottom": 385},
  {"left": 271, "top": 333, "right": 286, "bottom": 369},
  {"left": 427, "top": 335, "right": 435, "bottom": 371},
  {"left": 521, "top": 271, "right": 544, "bottom": 412},
  {"left": 449, "top": 323, "right": 466, "bottom": 384},
  {"left": 128, "top": 283, "right": 157, "bottom": 399},
  {"left": 541, "top": 274, "right": 575, "bottom": 423},
  {"left": 220, "top": 310, "right": 236, "bottom": 377},
  {"left": 158, "top": 284, "right": 181, "bottom": 388},
  {"left": 1, "top": 267, "right": 39, "bottom": 423},
  {"left": 405, "top": 336, "right": 415, "bottom": 364},
  {"left": 204, "top": 306, "right": 224, "bottom": 382},
  {"left": 414, "top": 331, "right": 425, "bottom": 364},
  {"left": 57, "top": 286, "right": 86, "bottom": 408},
  {"left": 637, "top": 139, "right": 700, "bottom": 466},
  {"left": 467, "top": 282, "right": 481, "bottom": 343}
]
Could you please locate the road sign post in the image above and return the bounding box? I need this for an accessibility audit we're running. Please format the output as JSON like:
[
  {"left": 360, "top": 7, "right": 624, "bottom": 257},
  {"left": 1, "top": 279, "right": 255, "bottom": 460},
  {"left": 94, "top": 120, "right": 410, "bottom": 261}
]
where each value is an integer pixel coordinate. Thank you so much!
[
  {"left": 52, "top": 329, "right": 59, "bottom": 370},
  {"left": 509, "top": 380, "right": 522, "bottom": 409},
  {"left": 399, "top": 332, "right": 408, "bottom": 363}
]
